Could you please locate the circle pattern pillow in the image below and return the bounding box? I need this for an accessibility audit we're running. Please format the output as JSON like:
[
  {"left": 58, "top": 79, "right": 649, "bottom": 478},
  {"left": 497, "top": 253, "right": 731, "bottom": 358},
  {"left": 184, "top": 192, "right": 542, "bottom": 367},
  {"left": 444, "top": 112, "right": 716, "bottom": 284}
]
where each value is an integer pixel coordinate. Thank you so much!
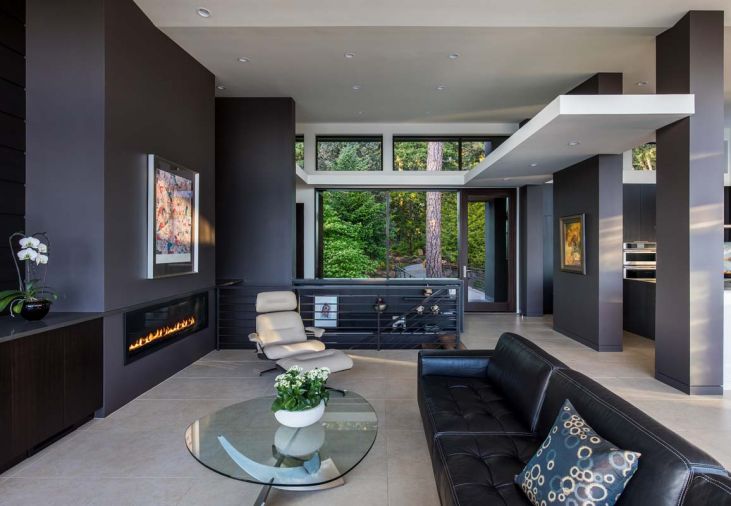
[{"left": 515, "top": 399, "right": 641, "bottom": 506}]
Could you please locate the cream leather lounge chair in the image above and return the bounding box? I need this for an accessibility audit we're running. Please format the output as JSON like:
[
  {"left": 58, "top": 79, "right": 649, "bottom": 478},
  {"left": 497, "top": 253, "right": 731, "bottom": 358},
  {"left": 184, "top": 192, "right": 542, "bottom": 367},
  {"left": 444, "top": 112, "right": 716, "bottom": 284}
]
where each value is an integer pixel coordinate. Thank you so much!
[{"left": 249, "top": 291, "right": 353, "bottom": 374}]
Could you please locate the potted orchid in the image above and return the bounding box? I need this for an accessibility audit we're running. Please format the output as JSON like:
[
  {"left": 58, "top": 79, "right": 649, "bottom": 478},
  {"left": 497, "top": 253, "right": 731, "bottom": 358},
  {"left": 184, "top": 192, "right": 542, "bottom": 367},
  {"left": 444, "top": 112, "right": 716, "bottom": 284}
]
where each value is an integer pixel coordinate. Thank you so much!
[
  {"left": 0, "top": 232, "right": 57, "bottom": 321},
  {"left": 272, "top": 366, "right": 331, "bottom": 428}
]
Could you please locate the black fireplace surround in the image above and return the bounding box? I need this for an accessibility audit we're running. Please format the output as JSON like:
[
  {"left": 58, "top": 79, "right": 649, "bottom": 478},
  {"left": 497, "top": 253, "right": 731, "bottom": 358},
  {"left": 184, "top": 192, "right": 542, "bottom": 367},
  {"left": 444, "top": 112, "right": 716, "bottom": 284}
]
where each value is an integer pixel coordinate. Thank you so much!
[
  {"left": 418, "top": 333, "right": 731, "bottom": 506},
  {"left": 124, "top": 292, "right": 208, "bottom": 364}
]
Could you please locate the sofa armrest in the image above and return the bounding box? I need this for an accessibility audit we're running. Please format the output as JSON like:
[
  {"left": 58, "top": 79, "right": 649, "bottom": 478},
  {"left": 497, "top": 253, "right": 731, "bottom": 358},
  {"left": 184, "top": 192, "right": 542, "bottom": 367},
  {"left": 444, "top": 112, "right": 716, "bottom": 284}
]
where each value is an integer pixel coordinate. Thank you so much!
[
  {"left": 418, "top": 349, "right": 494, "bottom": 378},
  {"left": 304, "top": 326, "right": 326, "bottom": 339}
]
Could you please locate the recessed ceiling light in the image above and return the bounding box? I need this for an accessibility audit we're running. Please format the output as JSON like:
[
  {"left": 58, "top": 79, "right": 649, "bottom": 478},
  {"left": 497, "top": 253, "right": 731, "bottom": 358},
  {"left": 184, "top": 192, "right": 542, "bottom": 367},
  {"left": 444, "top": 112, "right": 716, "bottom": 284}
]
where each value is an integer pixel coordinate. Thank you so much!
[
  {"left": 530, "top": 163, "right": 538, "bottom": 167},
  {"left": 568, "top": 141, "right": 580, "bottom": 147},
  {"left": 352, "top": 84, "right": 362, "bottom": 91},
  {"left": 448, "top": 53, "right": 460, "bottom": 60},
  {"left": 436, "top": 85, "right": 446, "bottom": 91},
  {"left": 357, "top": 111, "right": 364, "bottom": 115},
  {"left": 216, "top": 85, "right": 225, "bottom": 90},
  {"left": 237, "top": 57, "right": 250, "bottom": 63},
  {"left": 503, "top": 177, "right": 512, "bottom": 181},
  {"left": 636, "top": 81, "right": 648, "bottom": 87},
  {"left": 344, "top": 52, "right": 356, "bottom": 59},
  {"left": 197, "top": 7, "right": 211, "bottom": 18}
]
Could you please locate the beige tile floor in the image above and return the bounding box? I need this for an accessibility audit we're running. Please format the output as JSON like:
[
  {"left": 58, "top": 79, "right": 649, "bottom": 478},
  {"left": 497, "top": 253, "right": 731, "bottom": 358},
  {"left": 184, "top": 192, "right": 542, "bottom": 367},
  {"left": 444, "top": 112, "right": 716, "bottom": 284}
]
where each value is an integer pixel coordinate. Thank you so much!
[{"left": 0, "top": 314, "right": 729, "bottom": 505}]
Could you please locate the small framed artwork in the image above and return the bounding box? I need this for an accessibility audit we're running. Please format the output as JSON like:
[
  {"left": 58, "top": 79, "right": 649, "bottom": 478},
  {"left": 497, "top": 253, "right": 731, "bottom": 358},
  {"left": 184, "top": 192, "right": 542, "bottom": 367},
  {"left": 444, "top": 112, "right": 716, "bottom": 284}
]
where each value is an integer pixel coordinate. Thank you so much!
[
  {"left": 314, "top": 296, "right": 338, "bottom": 328},
  {"left": 147, "top": 155, "right": 200, "bottom": 279},
  {"left": 560, "top": 214, "right": 586, "bottom": 274}
]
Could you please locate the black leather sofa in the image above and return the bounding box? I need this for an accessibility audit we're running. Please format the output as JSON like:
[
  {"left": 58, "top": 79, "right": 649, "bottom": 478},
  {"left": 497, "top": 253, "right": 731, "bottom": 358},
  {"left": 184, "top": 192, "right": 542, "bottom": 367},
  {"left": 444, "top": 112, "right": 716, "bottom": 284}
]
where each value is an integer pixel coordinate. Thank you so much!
[{"left": 418, "top": 333, "right": 731, "bottom": 506}]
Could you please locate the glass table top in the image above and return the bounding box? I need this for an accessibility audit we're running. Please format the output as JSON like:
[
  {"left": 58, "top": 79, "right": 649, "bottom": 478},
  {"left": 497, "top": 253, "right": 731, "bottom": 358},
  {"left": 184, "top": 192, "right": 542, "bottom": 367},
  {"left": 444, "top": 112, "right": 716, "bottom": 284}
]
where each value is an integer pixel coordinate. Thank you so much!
[{"left": 185, "top": 391, "right": 378, "bottom": 487}]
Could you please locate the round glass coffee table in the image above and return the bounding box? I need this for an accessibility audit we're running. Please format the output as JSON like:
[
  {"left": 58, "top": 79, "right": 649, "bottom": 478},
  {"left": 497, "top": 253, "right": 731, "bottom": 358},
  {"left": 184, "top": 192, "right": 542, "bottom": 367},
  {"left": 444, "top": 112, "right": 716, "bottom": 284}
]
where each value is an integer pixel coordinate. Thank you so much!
[{"left": 185, "top": 391, "right": 378, "bottom": 505}]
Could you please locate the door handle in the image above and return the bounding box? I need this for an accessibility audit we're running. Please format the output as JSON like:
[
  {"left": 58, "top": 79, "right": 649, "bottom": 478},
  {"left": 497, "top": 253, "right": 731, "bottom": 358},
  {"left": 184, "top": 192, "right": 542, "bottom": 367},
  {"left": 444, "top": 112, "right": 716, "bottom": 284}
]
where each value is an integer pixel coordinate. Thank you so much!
[{"left": 463, "top": 266, "right": 467, "bottom": 278}]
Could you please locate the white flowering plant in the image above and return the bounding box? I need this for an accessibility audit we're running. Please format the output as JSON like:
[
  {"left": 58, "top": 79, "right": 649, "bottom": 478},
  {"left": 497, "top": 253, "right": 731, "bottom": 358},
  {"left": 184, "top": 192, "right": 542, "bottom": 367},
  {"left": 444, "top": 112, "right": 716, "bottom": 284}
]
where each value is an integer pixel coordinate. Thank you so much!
[
  {"left": 271, "top": 366, "right": 331, "bottom": 412},
  {"left": 0, "top": 232, "right": 58, "bottom": 315}
]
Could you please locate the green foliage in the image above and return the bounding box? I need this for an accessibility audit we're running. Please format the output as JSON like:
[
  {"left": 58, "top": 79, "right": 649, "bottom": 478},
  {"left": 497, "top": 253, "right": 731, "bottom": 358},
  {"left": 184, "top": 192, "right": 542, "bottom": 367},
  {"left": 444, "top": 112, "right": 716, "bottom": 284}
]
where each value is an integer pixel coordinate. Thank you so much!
[
  {"left": 295, "top": 139, "right": 304, "bottom": 170},
  {"left": 317, "top": 141, "right": 382, "bottom": 171},
  {"left": 394, "top": 141, "right": 459, "bottom": 171},
  {"left": 632, "top": 143, "right": 656, "bottom": 171},
  {"left": 322, "top": 192, "right": 385, "bottom": 278},
  {"left": 271, "top": 367, "right": 330, "bottom": 412}
]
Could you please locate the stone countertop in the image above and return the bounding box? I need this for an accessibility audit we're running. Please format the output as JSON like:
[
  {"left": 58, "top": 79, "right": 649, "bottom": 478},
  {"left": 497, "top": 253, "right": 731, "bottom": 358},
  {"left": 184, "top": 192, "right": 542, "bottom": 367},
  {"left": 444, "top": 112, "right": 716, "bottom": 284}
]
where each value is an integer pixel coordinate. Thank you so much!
[{"left": 0, "top": 312, "right": 103, "bottom": 344}]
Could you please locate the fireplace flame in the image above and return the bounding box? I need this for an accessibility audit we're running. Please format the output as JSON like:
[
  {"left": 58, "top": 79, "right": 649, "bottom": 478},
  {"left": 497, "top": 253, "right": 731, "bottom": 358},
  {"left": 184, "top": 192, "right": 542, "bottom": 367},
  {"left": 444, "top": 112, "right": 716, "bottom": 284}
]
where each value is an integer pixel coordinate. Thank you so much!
[{"left": 128, "top": 316, "right": 196, "bottom": 352}]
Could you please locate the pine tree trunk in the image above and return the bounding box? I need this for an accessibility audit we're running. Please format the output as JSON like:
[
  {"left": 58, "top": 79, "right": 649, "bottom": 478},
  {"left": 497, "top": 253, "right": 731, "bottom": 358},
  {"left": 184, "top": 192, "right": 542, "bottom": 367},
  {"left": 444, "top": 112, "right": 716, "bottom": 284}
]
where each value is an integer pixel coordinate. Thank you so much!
[{"left": 425, "top": 142, "right": 444, "bottom": 277}]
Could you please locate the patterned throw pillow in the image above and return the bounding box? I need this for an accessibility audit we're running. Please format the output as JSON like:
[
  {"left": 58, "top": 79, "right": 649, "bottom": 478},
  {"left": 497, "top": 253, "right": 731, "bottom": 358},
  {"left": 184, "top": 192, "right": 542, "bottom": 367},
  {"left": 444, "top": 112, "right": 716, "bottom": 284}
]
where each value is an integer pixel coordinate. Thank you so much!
[{"left": 515, "top": 399, "right": 641, "bottom": 506}]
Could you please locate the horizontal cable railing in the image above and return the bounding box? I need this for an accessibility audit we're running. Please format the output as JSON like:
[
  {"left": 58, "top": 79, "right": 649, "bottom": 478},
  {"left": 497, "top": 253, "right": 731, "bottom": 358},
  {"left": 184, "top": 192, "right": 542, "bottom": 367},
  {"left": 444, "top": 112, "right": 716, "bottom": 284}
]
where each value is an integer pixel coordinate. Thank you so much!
[{"left": 217, "top": 280, "right": 463, "bottom": 350}]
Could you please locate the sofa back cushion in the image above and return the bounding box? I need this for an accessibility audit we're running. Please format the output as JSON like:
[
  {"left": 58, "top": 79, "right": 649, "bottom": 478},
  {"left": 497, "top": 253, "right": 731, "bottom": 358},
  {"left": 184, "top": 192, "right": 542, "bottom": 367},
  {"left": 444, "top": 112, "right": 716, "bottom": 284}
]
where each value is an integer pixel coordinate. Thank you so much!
[
  {"left": 486, "top": 333, "right": 567, "bottom": 432},
  {"left": 536, "top": 369, "right": 726, "bottom": 506}
]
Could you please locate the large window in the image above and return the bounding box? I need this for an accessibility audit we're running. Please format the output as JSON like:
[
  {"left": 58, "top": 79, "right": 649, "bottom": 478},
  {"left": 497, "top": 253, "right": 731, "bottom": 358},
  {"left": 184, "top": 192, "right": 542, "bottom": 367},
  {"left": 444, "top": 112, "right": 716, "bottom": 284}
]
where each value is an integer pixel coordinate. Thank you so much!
[
  {"left": 295, "top": 135, "right": 304, "bottom": 170},
  {"left": 393, "top": 136, "right": 506, "bottom": 171},
  {"left": 317, "top": 189, "right": 458, "bottom": 279},
  {"left": 316, "top": 136, "right": 383, "bottom": 171}
]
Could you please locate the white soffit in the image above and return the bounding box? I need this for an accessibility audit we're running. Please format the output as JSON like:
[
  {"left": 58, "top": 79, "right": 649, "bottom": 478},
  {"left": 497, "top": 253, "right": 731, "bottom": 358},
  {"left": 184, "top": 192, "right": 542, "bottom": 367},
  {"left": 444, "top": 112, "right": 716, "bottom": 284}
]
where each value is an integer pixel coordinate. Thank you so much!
[{"left": 464, "top": 94, "right": 694, "bottom": 185}]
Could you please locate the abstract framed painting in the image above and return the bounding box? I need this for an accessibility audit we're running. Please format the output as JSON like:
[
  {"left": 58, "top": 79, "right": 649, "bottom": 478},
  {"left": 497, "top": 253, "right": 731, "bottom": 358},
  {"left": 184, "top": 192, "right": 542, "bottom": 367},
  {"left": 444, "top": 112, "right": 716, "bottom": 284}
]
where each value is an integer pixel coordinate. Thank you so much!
[
  {"left": 147, "top": 155, "right": 199, "bottom": 279},
  {"left": 560, "top": 214, "right": 586, "bottom": 274}
]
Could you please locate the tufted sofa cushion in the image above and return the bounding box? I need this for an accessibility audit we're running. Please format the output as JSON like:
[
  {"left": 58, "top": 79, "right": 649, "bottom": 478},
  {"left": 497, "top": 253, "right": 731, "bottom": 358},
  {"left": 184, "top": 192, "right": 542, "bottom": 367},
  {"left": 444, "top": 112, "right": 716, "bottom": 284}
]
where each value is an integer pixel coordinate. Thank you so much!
[
  {"left": 433, "top": 434, "right": 538, "bottom": 506},
  {"left": 420, "top": 375, "right": 533, "bottom": 454}
]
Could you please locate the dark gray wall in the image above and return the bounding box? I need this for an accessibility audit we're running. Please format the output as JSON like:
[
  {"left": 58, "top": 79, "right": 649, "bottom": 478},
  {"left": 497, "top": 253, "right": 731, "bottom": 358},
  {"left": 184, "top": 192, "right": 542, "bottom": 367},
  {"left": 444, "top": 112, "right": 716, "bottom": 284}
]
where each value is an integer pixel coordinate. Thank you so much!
[
  {"left": 566, "top": 72, "right": 623, "bottom": 95},
  {"left": 0, "top": 1, "right": 25, "bottom": 290},
  {"left": 27, "top": 0, "right": 217, "bottom": 414},
  {"left": 26, "top": 0, "right": 106, "bottom": 312},
  {"left": 216, "top": 98, "right": 296, "bottom": 285},
  {"left": 623, "top": 184, "right": 656, "bottom": 242},
  {"left": 553, "top": 155, "right": 623, "bottom": 351},
  {"left": 103, "top": 0, "right": 215, "bottom": 310},
  {"left": 655, "top": 11, "right": 724, "bottom": 394},
  {"left": 519, "top": 185, "right": 544, "bottom": 316}
]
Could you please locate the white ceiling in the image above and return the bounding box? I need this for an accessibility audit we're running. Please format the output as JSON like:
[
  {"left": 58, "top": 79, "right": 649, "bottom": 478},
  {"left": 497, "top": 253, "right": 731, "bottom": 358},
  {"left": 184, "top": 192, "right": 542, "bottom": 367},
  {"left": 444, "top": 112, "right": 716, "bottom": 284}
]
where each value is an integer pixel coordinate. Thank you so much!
[{"left": 134, "top": 1, "right": 731, "bottom": 124}]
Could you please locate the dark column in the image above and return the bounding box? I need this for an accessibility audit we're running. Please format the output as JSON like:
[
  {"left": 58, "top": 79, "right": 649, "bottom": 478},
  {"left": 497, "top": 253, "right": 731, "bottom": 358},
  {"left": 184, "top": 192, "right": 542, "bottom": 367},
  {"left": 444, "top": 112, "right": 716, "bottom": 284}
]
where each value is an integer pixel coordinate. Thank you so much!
[
  {"left": 519, "top": 185, "right": 545, "bottom": 316},
  {"left": 216, "top": 98, "right": 296, "bottom": 285},
  {"left": 542, "top": 185, "right": 554, "bottom": 314},
  {"left": 655, "top": 11, "right": 725, "bottom": 394},
  {"left": 553, "top": 156, "right": 623, "bottom": 351}
]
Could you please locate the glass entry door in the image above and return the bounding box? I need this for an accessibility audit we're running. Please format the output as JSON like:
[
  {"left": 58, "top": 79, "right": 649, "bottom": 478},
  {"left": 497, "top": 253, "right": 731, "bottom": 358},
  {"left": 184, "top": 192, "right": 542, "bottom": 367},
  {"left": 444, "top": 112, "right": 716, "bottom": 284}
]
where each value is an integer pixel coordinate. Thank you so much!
[{"left": 459, "top": 189, "right": 516, "bottom": 312}]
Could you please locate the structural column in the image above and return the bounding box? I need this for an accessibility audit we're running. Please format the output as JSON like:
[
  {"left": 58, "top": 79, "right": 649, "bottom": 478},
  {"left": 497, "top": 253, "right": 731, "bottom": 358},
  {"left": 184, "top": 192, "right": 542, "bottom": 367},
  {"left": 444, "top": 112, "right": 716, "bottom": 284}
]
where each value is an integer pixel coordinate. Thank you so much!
[
  {"left": 519, "top": 185, "right": 545, "bottom": 316},
  {"left": 655, "top": 11, "right": 725, "bottom": 394}
]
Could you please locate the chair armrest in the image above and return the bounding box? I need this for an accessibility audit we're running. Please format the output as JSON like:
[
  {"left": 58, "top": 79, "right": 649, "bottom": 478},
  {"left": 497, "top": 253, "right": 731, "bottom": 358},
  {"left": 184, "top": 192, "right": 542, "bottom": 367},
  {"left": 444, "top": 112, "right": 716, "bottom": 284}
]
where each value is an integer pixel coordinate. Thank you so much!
[
  {"left": 305, "top": 327, "right": 326, "bottom": 338},
  {"left": 248, "top": 332, "right": 261, "bottom": 343},
  {"left": 418, "top": 349, "right": 494, "bottom": 378}
]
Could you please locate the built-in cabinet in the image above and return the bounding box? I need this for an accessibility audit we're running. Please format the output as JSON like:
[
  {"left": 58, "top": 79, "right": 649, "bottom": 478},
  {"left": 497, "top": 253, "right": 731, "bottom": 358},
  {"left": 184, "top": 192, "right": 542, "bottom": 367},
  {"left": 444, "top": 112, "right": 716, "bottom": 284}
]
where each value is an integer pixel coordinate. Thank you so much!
[
  {"left": 623, "top": 184, "right": 656, "bottom": 339},
  {"left": 623, "top": 280, "right": 655, "bottom": 339},
  {"left": 623, "top": 184, "right": 656, "bottom": 242},
  {"left": 0, "top": 318, "right": 102, "bottom": 472}
]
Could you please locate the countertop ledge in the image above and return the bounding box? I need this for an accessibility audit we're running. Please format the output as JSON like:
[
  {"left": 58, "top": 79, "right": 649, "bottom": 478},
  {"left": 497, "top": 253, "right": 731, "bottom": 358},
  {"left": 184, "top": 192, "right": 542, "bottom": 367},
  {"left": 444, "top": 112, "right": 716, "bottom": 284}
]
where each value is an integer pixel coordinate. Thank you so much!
[{"left": 0, "top": 312, "right": 103, "bottom": 344}]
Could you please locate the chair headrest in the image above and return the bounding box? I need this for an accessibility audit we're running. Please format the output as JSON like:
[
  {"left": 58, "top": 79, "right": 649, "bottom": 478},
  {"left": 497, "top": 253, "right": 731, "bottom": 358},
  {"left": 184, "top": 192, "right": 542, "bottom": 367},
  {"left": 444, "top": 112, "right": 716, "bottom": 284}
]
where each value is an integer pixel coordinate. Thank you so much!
[{"left": 256, "top": 291, "right": 297, "bottom": 313}]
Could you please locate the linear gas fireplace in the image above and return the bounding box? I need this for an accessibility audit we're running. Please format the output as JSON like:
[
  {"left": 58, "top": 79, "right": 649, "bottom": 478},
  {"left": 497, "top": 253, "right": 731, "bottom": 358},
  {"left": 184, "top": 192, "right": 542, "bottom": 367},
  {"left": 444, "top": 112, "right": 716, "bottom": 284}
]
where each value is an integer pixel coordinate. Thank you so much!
[{"left": 125, "top": 292, "right": 208, "bottom": 364}]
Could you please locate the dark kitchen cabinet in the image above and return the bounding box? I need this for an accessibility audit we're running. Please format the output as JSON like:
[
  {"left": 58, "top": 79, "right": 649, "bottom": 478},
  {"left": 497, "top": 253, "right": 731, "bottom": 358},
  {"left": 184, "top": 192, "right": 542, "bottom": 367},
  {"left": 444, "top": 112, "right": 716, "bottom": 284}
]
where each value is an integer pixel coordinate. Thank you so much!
[
  {"left": 623, "top": 279, "right": 655, "bottom": 339},
  {"left": 0, "top": 318, "right": 103, "bottom": 473},
  {"left": 623, "top": 184, "right": 656, "bottom": 242}
]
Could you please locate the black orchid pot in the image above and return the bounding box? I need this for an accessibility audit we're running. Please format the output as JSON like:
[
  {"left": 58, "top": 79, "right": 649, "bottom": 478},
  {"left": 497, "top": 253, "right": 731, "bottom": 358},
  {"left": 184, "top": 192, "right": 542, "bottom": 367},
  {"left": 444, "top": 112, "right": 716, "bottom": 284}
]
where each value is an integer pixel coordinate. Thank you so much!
[{"left": 20, "top": 299, "right": 51, "bottom": 321}]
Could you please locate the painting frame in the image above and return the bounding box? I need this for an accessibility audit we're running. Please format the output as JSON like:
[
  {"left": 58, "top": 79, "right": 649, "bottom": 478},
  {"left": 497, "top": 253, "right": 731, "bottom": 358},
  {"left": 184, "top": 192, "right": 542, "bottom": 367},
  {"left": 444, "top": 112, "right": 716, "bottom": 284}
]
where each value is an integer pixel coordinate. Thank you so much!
[
  {"left": 147, "top": 154, "right": 200, "bottom": 279},
  {"left": 559, "top": 214, "right": 586, "bottom": 275},
  {"left": 314, "top": 296, "right": 338, "bottom": 328}
]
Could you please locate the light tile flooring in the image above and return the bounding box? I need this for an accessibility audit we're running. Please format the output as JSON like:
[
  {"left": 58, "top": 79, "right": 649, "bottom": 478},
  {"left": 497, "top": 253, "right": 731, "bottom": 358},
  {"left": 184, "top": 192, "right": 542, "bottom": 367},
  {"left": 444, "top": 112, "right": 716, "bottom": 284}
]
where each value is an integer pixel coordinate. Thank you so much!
[{"left": 1, "top": 314, "right": 729, "bottom": 505}]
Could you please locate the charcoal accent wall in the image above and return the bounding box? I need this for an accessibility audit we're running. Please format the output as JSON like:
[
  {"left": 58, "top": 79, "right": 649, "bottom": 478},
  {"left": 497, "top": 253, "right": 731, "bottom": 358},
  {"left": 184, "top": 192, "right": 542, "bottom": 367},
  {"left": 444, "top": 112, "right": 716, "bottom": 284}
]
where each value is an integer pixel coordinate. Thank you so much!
[
  {"left": 26, "top": 0, "right": 216, "bottom": 415},
  {"left": 553, "top": 156, "right": 623, "bottom": 351},
  {"left": 216, "top": 98, "right": 296, "bottom": 285},
  {"left": 519, "top": 185, "right": 545, "bottom": 316},
  {"left": 0, "top": 1, "right": 25, "bottom": 289},
  {"left": 655, "top": 11, "right": 724, "bottom": 394},
  {"left": 542, "top": 185, "right": 554, "bottom": 314},
  {"left": 566, "top": 72, "right": 623, "bottom": 95}
]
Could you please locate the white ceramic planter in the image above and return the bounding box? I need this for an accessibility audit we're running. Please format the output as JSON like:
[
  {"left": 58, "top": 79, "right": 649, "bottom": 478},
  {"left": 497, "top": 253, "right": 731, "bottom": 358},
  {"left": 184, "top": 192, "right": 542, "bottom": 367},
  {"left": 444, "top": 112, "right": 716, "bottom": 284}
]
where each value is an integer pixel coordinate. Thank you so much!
[
  {"left": 274, "top": 423, "right": 326, "bottom": 458},
  {"left": 274, "top": 400, "right": 326, "bottom": 428}
]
